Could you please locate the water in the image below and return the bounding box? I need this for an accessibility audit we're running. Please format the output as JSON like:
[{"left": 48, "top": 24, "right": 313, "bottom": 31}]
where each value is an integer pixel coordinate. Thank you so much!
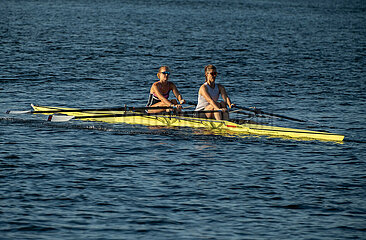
[{"left": 1, "top": 0, "right": 366, "bottom": 239}]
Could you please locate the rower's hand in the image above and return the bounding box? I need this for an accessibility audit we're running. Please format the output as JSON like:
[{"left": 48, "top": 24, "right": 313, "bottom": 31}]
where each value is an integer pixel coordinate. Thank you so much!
[
  {"left": 229, "top": 104, "right": 236, "bottom": 109},
  {"left": 173, "top": 104, "right": 183, "bottom": 111},
  {"left": 180, "top": 99, "right": 186, "bottom": 104}
]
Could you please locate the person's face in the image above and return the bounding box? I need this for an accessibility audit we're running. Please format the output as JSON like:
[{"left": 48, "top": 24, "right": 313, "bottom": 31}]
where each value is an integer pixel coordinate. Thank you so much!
[
  {"left": 206, "top": 69, "right": 217, "bottom": 82},
  {"left": 158, "top": 68, "right": 170, "bottom": 81}
]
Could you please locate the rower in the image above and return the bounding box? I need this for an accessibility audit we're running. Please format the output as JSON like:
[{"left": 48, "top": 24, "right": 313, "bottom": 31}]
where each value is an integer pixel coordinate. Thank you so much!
[
  {"left": 195, "top": 64, "right": 234, "bottom": 120},
  {"left": 146, "top": 66, "right": 186, "bottom": 113}
]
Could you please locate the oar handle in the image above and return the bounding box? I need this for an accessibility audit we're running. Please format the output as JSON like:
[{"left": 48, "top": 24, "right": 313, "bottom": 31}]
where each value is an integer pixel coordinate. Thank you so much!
[
  {"left": 186, "top": 101, "right": 235, "bottom": 109},
  {"left": 75, "top": 110, "right": 223, "bottom": 118}
]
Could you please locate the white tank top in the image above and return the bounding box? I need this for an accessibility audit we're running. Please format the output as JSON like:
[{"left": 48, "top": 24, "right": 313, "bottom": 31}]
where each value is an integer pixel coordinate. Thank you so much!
[{"left": 195, "top": 83, "right": 219, "bottom": 111}]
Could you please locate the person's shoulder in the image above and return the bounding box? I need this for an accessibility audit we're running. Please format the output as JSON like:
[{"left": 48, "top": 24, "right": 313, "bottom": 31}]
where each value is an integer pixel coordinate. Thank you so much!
[
  {"left": 198, "top": 83, "right": 207, "bottom": 93},
  {"left": 168, "top": 81, "right": 177, "bottom": 88},
  {"left": 150, "top": 81, "right": 160, "bottom": 91},
  {"left": 152, "top": 81, "right": 160, "bottom": 87}
]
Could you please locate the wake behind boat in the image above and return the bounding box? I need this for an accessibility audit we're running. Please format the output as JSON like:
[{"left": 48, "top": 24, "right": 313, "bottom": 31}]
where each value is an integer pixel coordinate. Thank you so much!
[{"left": 11, "top": 104, "right": 344, "bottom": 142}]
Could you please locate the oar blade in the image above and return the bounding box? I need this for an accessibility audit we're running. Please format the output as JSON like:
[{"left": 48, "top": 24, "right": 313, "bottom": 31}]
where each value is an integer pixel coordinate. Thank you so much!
[
  {"left": 6, "top": 110, "right": 32, "bottom": 114},
  {"left": 47, "top": 115, "right": 75, "bottom": 122}
]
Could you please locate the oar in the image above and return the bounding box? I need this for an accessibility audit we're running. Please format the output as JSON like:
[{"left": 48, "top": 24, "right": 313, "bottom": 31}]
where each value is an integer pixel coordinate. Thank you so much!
[
  {"left": 6, "top": 105, "right": 177, "bottom": 114},
  {"left": 47, "top": 110, "right": 224, "bottom": 122},
  {"left": 184, "top": 101, "right": 254, "bottom": 117},
  {"left": 234, "top": 105, "right": 312, "bottom": 123},
  {"left": 185, "top": 101, "right": 237, "bottom": 111},
  {"left": 229, "top": 109, "right": 257, "bottom": 117}
]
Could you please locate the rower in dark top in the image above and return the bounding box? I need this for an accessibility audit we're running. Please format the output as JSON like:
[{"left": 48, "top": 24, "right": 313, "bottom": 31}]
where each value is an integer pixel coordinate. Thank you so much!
[{"left": 147, "top": 66, "right": 185, "bottom": 113}]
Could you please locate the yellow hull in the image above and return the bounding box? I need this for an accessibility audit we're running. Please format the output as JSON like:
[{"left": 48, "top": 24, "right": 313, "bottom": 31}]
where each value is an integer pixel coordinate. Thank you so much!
[{"left": 32, "top": 105, "right": 345, "bottom": 142}]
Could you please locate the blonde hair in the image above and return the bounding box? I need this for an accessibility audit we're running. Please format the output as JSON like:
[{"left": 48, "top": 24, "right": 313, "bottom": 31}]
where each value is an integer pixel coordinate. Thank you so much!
[{"left": 158, "top": 66, "right": 170, "bottom": 73}]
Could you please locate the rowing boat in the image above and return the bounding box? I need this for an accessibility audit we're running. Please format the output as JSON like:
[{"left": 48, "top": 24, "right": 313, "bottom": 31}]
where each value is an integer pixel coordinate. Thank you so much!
[{"left": 30, "top": 105, "right": 344, "bottom": 142}]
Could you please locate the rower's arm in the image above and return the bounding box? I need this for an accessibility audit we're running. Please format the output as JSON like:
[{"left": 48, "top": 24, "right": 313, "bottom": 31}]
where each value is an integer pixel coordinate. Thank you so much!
[
  {"left": 200, "top": 85, "right": 221, "bottom": 110},
  {"left": 171, "top": 83, "right": 185, "bottom": 104},
  {"left": 218, "top": 84, "right": 233, "bottom": 108}
]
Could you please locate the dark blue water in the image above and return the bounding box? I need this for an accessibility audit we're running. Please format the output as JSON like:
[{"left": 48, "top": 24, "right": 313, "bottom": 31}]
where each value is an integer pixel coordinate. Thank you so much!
[{"left": 1, "top": 0, "right": 366, "bottom": 239}]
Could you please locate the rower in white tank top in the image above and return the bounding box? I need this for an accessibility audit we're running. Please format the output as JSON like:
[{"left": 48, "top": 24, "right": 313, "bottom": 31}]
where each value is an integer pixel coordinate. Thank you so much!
[
  {"left": 194, "top": 65, "right": 234, "bottom": 120},
  {"left": 195, "top": 82, "right": 219, "bottom": 111}
]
